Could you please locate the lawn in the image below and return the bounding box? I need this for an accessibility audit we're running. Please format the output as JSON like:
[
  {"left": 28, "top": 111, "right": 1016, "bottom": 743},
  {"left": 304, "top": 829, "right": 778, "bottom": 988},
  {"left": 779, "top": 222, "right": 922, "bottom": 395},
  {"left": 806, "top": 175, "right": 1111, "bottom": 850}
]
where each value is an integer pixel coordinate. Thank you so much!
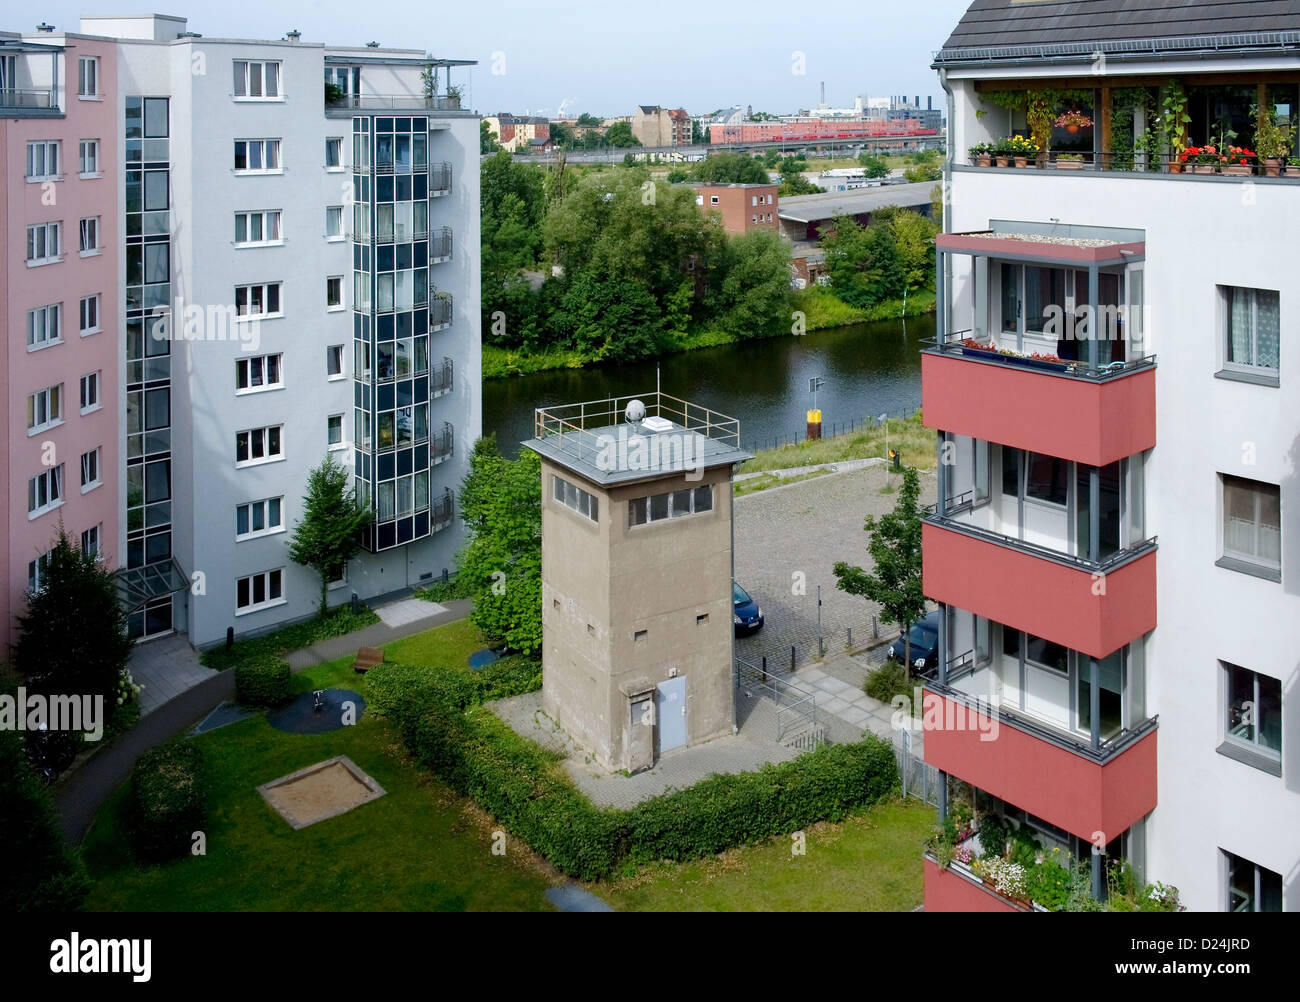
[
  {"left": 594, "top": 799, "right": 934, "bottom": 912},
  {"left": 80, "top": 623, "right": 558, "bottom": 912},
  {"left": 738, "top": 410, "right": 935, "bottom": 474}
]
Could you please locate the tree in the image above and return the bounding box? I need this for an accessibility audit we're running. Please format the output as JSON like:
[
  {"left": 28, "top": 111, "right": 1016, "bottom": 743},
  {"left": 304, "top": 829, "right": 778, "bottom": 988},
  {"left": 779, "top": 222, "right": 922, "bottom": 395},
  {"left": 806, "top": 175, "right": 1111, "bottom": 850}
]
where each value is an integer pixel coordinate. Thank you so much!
[
  {"left": 288, "top": 455, "right": 370, "bottom": 616},
  {"left": 876, "top": 206, "right": 939, "bottom": 291},
  {"left": 691, "top": 150, "right": 769, "bottom": 184},
  {"left": 480, "top": 119, "right": 501, "bottom": 155},
  {"left": 666, "top": 169, "right": 688, "bottom": 184},
  {"left": 820, "top": 213, "right": 907, "bottom": 308},
  {"left": 576, "top": 112, "right": 601, "bottom": 127},
  {"left": 457, "top": 440, "right": 543, "bottom": 655},
  {"left": 858, "top": 153, "right": 891, "bottom": 178},
  {"left": 604, "top": 121, "right": 640, "bottom": 147},
  {"left": 833, "top": 466, "right": 925, "bottom": 676},
  {"left": 14, "top": 528, "right": 132, "bottom": 725},
  {"left": 692, "top": 119, "right": 706, "bottom": 144},
  {"left": 548, "top": 120, "right": 574, "bottom": 150},
  {"left": 708, "top": 227, "right": 793, "bottom": 336},
  {"left": 778, "top": 171, "right": 824, "bottom": 196},
  {"left": 903, "top": 162, "right": 943, "bottom": 183}
]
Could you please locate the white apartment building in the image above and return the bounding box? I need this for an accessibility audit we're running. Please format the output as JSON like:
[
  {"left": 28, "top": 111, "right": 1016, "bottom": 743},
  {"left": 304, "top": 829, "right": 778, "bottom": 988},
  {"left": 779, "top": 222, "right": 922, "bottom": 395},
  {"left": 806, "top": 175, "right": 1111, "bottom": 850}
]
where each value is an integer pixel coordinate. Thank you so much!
[
  {"left": 922, "top": 0, "right": 1298, "bottom": 912},
  {"left": 82, "top": 14, "right": 480, "bottom": 647}
]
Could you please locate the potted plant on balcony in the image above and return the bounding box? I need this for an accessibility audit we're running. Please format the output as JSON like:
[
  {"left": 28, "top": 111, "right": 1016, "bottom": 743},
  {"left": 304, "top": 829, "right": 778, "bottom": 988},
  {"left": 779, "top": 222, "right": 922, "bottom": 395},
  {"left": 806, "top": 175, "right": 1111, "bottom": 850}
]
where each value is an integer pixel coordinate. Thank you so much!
[
  {"left": 992, "top": 138, "right": 1013, "bottom": 167},
  {"left": 1006, "top": 134, "right": 1039, "bottom": 168},
  {"left": 1054, "top": 110, "right": 1094, "bottom": 135},
  {"left": 1223, "top": 145, "right": 1256, "bottom": 176},
  {"left": 1253, "top": 108, "right": 1295, "bottom": 177},
  {"left": 1286, "top": 156, "right": 1300, "bottom": 176},
  {"left": 1055, "top": 152, "right": 1085, "bottom": 170},
  {"left": 1185, "top": 145, "right": 1222, "bottom": 174},
  {"left": 968, "top": 142, "right": 993, "bottom": 167},
  {"left": 1158, "top": 80, "right": 1191, "bottom": 173}
]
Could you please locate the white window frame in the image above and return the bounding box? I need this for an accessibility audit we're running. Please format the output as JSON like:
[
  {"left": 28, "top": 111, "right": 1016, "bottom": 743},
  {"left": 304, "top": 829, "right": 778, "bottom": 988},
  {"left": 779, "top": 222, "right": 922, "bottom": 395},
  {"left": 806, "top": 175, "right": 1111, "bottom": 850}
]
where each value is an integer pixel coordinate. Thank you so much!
[
  {"left": 325, "top": 136, "right": 344, "bottom": 170},
  {"left": 79, "top": 216, "right": 101, "bottom": 256},
  {"left": 26, "top": 385, "right": 63, "bottom": 434},
  {"left": 233, "top": 138, "right": 282, "bottom": 174},
  {"left": 26, "top": 303, "right": 62, "bottom": 349},
  {"left": 77, "top": 56, "right": 99, "bottom": 98},
  {"left": 79, "top": 139, "right": 100, "bottom": 177},
  {"left": 551, "top": 475, "right": 600, "bottom": 523},
  {"left": 327, "top": 414, "right": 346, "bottom": 451},
  {"left": 80, "top": 447, "right": 102, "bottom": 493},
  {"left": 234, "top": 282, "right": 283, "bottom": 319},
  {"left": 628, "top": 484, "right": 714, "bottom": 527},
  {"left": 1220, "top": 474, "right": 1281, "bottom": 578},
  {"left": 235, "top": 353, "right": 284, "bottom": 394},
  {"left": 79, "top": 371, "right": 102, "bottom": 414},
  {"left": 26, "top": 222, "right": 62, "bottom": 265},
  {"left": 28, "top": 464, "right": 65, "bottom": 519},
  {"left": 1220, "top": 285, "right": 1280, "bottom": 377},
  {"left": 326, "top": 275, "right": 345, "bottom": 311},
  {"left": 236, "top": 497, "right": 285, "bottom": 541},
  {"left": 325, "top": 205, "right": 344, "bottom": 240},
  {"left": 28, "top": 551, "right": 52, "bottom": 593},
  {"left": 235, "top": 568, "right": 285, "bottom": 615},
  {"left": 232, "top": 59, "right": 282, "bottom": 101},
  {"left": 234, "top": 209, "right": 283, "bottom": 247},
  {"left": 26, "top": 140, "right": 60, "bottom": 181},
  {"left": 235, "top": 425, "right": 284, "bottom": 467},
  {"left": 80, "top": 294, "right": 101, "bottom": 336},
  {"left": 327, "top": 344, "right": 345, "bottom": 379},
  {"left": 81, "top": 524, "right": 102, "bottom": 560}
]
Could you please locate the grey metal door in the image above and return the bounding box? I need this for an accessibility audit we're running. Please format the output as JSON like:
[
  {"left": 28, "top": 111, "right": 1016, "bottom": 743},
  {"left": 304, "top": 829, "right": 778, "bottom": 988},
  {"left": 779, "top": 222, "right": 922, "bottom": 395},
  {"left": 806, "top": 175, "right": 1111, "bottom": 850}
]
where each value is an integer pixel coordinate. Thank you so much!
[{"left": 656, "top": 677, "right": 687, "bottom": 754}]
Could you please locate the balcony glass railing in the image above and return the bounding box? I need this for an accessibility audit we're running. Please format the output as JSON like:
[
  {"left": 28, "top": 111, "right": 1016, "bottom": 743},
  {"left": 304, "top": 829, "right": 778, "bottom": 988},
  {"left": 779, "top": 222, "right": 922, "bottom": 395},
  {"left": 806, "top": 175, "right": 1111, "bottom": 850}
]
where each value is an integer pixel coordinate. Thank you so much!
[
  {"left": 967, "top": 150, "right": 1300, "bottom": 180},
  {"left": 924, "top": 336, "right": 1155, "bottom": 382},
  {"left": 0, "top": 87, "right": 54, "bottom": 109}
]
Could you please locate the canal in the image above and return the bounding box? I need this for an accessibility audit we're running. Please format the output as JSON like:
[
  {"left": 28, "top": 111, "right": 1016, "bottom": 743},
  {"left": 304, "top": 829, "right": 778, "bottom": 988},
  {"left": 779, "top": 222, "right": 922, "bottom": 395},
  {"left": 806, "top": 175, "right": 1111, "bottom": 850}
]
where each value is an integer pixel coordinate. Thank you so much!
[{"left": 482, "top": 315, "right": 930, "bottom": 456}]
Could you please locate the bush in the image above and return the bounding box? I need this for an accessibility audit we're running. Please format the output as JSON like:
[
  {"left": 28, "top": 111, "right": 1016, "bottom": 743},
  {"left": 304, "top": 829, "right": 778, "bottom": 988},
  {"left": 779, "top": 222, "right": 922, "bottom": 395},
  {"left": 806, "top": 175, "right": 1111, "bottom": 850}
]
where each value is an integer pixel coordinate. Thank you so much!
[
  {"left": 234, "top": 656, "right": 292, "bottom": 707},
  {"left": 128, "top": 739, "right": 207, "bottom": 862},
  {"left": 864, "top": 660, "right": 910, "bottom": 703},
  {"left": 377, "top": 663, "right": 898, "bottom": 879},
  {"left": 978, "top": 814, "right": 1008, "bottom": 858},
  {"left": 201, "top": 605, "right": 378, "bottom": 671}
]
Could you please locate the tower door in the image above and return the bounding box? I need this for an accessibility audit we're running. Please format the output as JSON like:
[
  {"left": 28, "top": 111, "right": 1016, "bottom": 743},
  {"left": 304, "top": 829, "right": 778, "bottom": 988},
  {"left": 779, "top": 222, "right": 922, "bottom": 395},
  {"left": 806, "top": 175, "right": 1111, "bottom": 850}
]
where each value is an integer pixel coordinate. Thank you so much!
[{"left": 655, "top": 676, "right": 687, "bottom": 754}]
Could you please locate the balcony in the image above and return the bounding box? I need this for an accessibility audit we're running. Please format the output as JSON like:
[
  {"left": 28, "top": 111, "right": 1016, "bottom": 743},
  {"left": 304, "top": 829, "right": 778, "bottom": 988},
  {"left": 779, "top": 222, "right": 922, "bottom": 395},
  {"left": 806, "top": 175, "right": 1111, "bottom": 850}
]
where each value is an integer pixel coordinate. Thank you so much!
[
  {"left": 0, "top": 87, "right": 54, "bottom": 110},
  {"left": 327, "top": 93, "right": 465, "bottom": 113},
  {"left": 428, "top": 227, "right": 452, "bottom": 263},
  {"left": 923, "top": 854, "right": 1029, "bottom": 913},
  {"left": 920, "top": 683, "right": 1157, "bottom": 841},
  {"left": 430, "top": 357, "right": 454, "bottom": 398},
  {"left": 964, "top": 151, "right": 1300, "bottom": 183},
  {"left": 428, "top": 294, "right": 453, "bottom": 331},
  {"left": 922, "top": 518, "right": 1155, "bottom": 658},
  {"left": 429, "top": 163, "right": 453, "bottom": 196},
  {"left": 430, "top": 422, "right": 454, "bottom": 465}
]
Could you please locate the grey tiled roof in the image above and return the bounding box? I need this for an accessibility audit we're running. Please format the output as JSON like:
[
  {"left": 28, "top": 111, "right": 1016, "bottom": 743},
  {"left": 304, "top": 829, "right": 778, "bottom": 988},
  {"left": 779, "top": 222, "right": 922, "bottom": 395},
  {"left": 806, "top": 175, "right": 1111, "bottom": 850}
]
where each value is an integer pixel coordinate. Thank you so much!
[{"left": 936, "top": 0, "right": 1300, "bottom": 62}]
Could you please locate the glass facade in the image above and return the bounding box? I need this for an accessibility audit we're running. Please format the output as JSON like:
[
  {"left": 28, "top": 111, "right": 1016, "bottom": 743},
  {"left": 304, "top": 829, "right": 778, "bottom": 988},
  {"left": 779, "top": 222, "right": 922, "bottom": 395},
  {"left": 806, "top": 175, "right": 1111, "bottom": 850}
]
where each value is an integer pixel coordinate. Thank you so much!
[{"left": 351, "top": 115, "right": 455, "bottom": 551}]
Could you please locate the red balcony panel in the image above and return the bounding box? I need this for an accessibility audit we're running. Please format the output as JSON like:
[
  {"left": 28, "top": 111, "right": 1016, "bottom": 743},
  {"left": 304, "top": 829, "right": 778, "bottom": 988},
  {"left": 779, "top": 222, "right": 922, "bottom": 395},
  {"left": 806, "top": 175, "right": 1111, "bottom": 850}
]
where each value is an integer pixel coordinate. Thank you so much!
[
  {"left": 922, "top": 521, "right": 1156, "bottom": 659},
  {"left": 922, "top": 690, "right": 1158, "bottom": 842},
  {"left": 921, "top": 351, "right": 1156, "bottom": 468},
  {"left": 924, "top": 856, "right": 1027, "bottom": 912}
]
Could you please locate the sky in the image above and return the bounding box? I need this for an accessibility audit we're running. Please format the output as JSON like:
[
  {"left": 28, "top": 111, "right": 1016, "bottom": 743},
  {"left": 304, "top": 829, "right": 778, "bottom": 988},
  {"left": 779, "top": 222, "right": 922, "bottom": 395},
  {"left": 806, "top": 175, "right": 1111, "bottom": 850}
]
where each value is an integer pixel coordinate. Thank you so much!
[{"left": 38, "top": 0, "right": 973, "bottom": 117}]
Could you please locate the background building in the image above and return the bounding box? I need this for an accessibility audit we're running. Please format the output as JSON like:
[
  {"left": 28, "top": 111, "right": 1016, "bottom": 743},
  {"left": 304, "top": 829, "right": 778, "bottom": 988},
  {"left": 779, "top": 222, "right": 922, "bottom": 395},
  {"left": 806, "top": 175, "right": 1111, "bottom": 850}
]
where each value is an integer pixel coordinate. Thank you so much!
[
  {"left": 483, "top": 113, "right": 549, "bottom": 152},
  {"left": 632, "top": 105, "right": 691, "bottom": 147},
  {"left": 692, "top": 183, "right": 778, "bottom": 236}
]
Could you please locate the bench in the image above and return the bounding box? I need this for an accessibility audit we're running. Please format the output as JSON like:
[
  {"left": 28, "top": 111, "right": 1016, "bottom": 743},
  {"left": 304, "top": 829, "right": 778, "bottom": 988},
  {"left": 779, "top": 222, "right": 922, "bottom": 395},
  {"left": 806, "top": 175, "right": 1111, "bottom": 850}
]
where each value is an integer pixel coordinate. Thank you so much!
[{"left": 352, "top": 647, "right": 384, "bottom": 674}]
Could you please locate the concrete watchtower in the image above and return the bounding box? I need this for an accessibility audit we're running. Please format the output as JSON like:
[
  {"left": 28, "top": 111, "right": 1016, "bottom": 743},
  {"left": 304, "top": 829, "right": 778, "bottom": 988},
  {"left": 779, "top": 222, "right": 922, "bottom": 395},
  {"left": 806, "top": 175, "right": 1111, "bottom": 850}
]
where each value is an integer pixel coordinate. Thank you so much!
[{"left": 522, "top": 392, "right": 752, "bottom": 773}]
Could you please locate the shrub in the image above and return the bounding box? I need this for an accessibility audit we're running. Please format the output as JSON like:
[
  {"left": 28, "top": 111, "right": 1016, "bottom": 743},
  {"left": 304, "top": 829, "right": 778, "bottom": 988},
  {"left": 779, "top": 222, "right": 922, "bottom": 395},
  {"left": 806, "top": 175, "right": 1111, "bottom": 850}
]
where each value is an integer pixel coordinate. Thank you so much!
[
  {"left": 977, "top": 814, "right": 1007, "bottom": 858},
  {"left": 1006, "top": 824, "right": 1042, "bottom": 867},
  {"left": 864, "top": 660, "right": 910, "bottom": 703},
  {"left": 1025, "top": 851, "right": 1074, "bottom": 910},
  {"left": 128, "top": 739, "right": 207, "bottom": 862},
  {"left": 233, "top": 656, "right": 292, "bottom": 707},
  {"left": 201, "top": 605, "right": 378, "bottom": 671}
]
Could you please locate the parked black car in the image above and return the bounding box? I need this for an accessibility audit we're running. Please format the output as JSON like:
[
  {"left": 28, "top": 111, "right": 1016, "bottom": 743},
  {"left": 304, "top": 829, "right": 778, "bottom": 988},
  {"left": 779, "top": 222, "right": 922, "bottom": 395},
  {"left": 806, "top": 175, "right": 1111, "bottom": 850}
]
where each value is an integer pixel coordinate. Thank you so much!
[
  {"left": 887, "top": 610, "right": 940, "bottom": 671},
  {"left": 733, "top": 581, "right": 764, "bottom": 635}
]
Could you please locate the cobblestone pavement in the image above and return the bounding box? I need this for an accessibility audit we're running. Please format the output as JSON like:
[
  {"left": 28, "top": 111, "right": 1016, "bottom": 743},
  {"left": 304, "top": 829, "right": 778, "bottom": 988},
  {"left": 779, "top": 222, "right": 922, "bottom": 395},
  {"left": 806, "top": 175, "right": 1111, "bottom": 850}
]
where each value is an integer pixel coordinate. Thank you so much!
[
  {"left": 129, "top": 634, "right": 216, "bottom": 715},
  {"left": 733, "top": 465, "right": 937, "bottom": 671}
]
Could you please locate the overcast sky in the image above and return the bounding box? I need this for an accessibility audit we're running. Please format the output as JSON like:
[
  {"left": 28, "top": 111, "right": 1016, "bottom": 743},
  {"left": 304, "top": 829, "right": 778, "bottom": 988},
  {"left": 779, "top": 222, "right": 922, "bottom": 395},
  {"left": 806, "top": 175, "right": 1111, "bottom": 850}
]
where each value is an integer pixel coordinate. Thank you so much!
[{"left": 39, "top": 0, "right": 973, "bottom": 117}]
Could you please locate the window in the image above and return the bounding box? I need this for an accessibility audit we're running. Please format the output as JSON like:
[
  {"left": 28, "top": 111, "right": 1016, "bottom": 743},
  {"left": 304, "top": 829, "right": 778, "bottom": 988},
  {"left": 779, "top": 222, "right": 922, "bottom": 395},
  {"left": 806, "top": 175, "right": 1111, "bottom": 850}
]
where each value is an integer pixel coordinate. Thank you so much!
[
  {"left": 28, "top": 551, "right": 52, "bottom": 593},
  {"left": 326, "top": 205, "right": 344, "bottom": 239},
  {"left": 328, "top": 415, "right": 345, "bottom": 449},
  {"left": 26, "top": 222, "right": 61, "bottom": 264},
  {"left": 26, "top": 385, "right": 62, "bottom": 433},
  {"left": 235, "top": 353, "right": 283, "bottom": 392},
  {"left": 1220, "top": 475, "right": 1281, "bottom": 578},
  {"left": 28, "top": 465, "right": 64, "bottom": 517},
  {"left": 80, "top": 448, "right": 101, "bottom": 491},
  {"left": 325, "top": 137, "right": 343, "bottom": 168},
  {"left": 80, "top": 295, "right": 101, "bottom": 335},
  {"left": 234, "top": 210, "right": 282, "bottom": 245},
  {"left": 78, "top": 56, "right": 99, "bottom": 97},
  {"left": 1024, "top": 452, "right": 1068, "bottom": 506},
  {"left": 710, "top": 195, "right": 719, "bottom": 204},
  {"left": 236, "top": 497, "right": 284, "bottom": 539},
  {"left": 235, "top": 282, "right": 282, "bottom": 318},
  {"left": 1224, "top": 851, "right": 1282, "bottom": 912},
  {"left": 79, "top": 139, "right": 100, "bottom": 176},
  {"left": 26, "top": 304, "right": 61, "bottom": 348},
  {"left": 233, "top": 139, "right": 281, "bottom": 172},
  {"left": 327, "top": 344, "right": 344, "bottom": 377},
  {"left": 1223, "top": 663, "right": 1282, "bottom": 766},
  {"left": 233, "top": 60, "right": 281, "bottom": 99},
  {"left": 81, "top": 524, "right": 101, "bottom": 560},
  {"left": 236, "top": 425, "right": 283, "bottom": 466},
  {"left": 552, "top": 475, "right": 599, "bottom": 522},
  {"left": 80, "top": 371, "right": 101, "bottom": 413},
  {"left": 26, "top": 140, "right": 59, "bottom": 180},
  {"left": 628, "top": 484, "right": 712, "bottom": 526},
  {"left": 79, "top": 217, "right": 100, "bottom": 255},
  {"left": 327, "top": 276, "right": 344, "bottom": 309},
  {"left": 1222, "top": 286, "right": 1280, "bottom": 376},
  {"left": 236, "top": 568, "right": 284, "bottom": 614}
]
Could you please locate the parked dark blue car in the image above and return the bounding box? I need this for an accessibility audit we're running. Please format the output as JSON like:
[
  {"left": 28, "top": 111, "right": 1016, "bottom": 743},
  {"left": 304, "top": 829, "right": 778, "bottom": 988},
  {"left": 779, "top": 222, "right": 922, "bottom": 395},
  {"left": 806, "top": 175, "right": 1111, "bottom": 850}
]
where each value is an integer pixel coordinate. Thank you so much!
[
  {"left": 887, "top": 610, "right": 940, "bottom": 671},
  {"left": 733, "top": 581, "right": 764, "bottom": 635}
]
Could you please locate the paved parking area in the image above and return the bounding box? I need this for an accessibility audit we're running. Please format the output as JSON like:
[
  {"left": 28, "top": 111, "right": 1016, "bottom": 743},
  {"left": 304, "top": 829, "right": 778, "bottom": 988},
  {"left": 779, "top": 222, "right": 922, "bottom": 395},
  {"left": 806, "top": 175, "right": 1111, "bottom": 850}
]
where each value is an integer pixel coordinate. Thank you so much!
[{"left": 733, "top": 465, "right": 937, "bottom": 671}]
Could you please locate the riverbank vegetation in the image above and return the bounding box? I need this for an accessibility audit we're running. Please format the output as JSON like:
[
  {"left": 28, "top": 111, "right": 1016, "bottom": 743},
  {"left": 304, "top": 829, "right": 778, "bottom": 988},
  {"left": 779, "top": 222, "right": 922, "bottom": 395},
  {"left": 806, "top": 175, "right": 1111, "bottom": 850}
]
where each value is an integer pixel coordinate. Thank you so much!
[
  {"left": 737, "top": 411, "right": 935, "bottom": 474},
  {"left": 480, "top": 151, "right": 939, "bottom": 378}
]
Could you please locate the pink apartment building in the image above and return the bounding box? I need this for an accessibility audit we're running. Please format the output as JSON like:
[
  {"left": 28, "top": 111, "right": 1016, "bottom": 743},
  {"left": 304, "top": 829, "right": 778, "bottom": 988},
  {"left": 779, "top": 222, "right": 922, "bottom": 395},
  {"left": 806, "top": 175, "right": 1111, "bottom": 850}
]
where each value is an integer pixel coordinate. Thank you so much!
[{"left": 1, "top": 30, "right": 120, "bottom": 652}]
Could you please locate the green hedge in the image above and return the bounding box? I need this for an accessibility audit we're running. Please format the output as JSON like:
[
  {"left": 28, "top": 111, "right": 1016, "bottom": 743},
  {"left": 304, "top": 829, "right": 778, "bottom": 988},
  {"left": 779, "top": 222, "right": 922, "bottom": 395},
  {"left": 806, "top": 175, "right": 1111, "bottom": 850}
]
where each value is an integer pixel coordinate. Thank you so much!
[
  {"left": 201, "top": 605, "right": 379, "bottom": 671},
  {"left": 374, "top": 662, "right": 898, "bottom": 879},
  {"left": 234, "top": 656, "right": 292, "bottom": 707},
  {"left": 128, "top": 739, "right": 207, "bottom": 863}
]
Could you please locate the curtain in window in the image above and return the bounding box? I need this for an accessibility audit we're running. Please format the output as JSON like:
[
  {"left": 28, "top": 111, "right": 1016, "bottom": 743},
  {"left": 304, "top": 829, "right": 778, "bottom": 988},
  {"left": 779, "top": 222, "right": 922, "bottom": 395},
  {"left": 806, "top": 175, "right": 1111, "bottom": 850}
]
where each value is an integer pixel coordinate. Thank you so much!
[
  {"left": 1227, "top": 287, "right": 1253, "bottom": 365},
  {"left": 377, "top": 483, "right": 395, "bottom": 521},
  {"left": 1255, "top": 290, "right": 1280, "bottom": 369}
]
